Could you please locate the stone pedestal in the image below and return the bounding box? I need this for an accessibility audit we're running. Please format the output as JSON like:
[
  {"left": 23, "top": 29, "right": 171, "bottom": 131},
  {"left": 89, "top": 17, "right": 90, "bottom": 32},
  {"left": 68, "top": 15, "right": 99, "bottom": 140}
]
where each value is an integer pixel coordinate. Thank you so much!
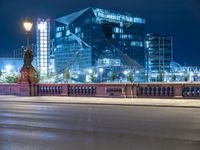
[
  {"left": 174, "top": 84, "right": 183, "bottom": 99},
  {"left": 18, "top": 65, "right": 38, "bottom": 96},
  {"left": 18, "top": 65, "right": 37, "bottom": 84},
  {"left": 132, "top": 84, "right": 138, "bottom": 98}
]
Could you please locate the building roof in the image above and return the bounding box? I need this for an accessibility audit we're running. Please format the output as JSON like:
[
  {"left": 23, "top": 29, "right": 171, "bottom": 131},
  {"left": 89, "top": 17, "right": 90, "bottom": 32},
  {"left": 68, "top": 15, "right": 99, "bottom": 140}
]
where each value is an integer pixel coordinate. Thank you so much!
[
  {"left": 56, "top": 7, "right": 91, "bottom": 25},
  {"left": 56, "top": 7, "right": 145, "bottom": 25}
]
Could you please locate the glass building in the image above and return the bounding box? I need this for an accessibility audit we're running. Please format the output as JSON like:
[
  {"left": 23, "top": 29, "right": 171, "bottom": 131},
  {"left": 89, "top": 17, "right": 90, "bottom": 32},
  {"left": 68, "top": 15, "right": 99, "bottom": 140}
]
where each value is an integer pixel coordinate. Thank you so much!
[
  {"left": 54, "top": 7, "right": 145, "bottom": 76},
  {"left": 36, "top": 18, "right": 51, "bottom": 77},
  {"left": 145, "top": 33, "right": 173, "bottom": 81}
]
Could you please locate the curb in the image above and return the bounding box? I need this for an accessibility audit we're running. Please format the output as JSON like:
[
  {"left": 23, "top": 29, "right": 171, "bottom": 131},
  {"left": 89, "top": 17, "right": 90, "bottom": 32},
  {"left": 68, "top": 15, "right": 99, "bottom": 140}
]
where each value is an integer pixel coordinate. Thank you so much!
[{"left": 1, "top": 100, "right": 200, "bottom": 109}]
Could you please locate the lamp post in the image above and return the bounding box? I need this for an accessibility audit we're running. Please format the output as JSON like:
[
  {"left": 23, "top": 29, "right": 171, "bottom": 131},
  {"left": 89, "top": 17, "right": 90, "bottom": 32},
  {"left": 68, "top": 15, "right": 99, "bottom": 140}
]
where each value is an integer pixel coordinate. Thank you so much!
[{"left": 18, "top": 19, "right": 37, "bottom": 96}]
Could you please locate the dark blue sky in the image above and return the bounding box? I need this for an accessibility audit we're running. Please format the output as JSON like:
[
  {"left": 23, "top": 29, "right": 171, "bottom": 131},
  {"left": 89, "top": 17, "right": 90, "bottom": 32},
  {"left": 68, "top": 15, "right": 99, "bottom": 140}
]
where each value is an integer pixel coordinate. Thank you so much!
[{"left": 0, "top": 0, "right": 200, "bottom": 66}]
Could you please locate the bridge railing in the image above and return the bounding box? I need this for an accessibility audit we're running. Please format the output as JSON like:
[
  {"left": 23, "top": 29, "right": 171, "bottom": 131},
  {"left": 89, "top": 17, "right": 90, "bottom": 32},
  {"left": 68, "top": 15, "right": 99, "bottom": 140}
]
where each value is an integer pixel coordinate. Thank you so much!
[
  {"left": 182, "top": 85, "right": 200, "bottom": 98},
  {"left": 36, "top": 84, "right": 63, "bottom": 96},
  {"left": 33, "top": 83, "right": 200, "bottom": 98},
  {"left": 137, "top": 86, "right": 174, "bottom": 97},
  {"left": 1, "top": 82, "right": 200, "bottom": 98}
]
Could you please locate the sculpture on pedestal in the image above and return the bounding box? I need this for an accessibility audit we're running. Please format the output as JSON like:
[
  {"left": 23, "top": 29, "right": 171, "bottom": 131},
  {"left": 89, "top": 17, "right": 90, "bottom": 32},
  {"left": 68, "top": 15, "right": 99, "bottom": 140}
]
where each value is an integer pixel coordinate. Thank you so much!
[{"left": 18, "top": 19, "right": 38, "bottom": 85}]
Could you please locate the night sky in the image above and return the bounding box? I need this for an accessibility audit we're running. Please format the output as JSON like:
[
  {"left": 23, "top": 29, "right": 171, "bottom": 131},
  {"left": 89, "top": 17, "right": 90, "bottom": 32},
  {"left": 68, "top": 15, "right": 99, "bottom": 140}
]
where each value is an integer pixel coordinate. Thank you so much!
[{"left": 0, "top": 0, "right": 200, "bottom": 66}]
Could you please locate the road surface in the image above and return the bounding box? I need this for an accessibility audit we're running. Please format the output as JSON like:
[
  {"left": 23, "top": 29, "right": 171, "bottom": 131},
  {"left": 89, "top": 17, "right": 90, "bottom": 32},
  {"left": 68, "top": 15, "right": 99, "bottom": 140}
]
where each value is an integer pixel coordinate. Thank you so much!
[{"left": 0, "top": 97, "right": 200, "bottom": 150}]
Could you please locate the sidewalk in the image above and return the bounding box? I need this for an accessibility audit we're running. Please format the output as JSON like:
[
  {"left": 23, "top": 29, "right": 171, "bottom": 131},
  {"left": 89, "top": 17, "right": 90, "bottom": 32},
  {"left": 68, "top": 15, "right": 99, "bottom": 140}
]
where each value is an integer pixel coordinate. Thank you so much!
[{"left": 0, "top": 95, "right": 200, "bottom": 108}]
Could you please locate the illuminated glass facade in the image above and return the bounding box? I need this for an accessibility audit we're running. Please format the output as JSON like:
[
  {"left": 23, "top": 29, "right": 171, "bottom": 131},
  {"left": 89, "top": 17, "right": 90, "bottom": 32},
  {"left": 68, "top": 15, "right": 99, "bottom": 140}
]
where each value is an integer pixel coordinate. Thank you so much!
[
  {"left": 145, "top": 33, "right": 173, "bottom": 73},
  {"left": 55, "top": 7, "right": 145, "bottom": 74},
  {"left": 36, "top": 18, "right": 50, "bottom": 77}
]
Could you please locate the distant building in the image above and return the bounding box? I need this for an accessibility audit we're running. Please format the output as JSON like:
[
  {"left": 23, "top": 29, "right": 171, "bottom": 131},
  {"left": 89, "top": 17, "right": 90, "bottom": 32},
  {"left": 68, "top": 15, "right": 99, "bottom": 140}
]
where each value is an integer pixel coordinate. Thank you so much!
[
  {"left": 36, "top": 18, "right": 51, "bottom": 77},
  {"left": 13, "top": 44, "right": 37, "bottom": 58},
  {"left": 54, "top": 7, "right": 145, "bottom": 75},
  {"left": 145, "top": 33, "right": 173, "bottom": 81},
  {"left": 0, "top": 57, "right": 36, "bottom": 75}
]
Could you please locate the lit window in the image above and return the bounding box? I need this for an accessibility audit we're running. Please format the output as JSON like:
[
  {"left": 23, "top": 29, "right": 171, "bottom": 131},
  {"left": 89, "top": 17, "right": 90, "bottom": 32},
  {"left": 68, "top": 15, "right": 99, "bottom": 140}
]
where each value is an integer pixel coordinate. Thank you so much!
[
  {"left": 134, "top": 18, "right": 145, "bottom": 24},
  {"left": 112, "top": 34, "right": 115, "bottom": 39},
  {"left": 66, "top": 30, "right": 70, "bottom": 36},
  {"left": 130, "top": 41, "right": 144, "bottom": 47},
  {"left": 75, "top": 27, "right": 81, "bottom": 34},
  {"left": 113, "top": 27, "right": 123, "bottom": 34}
]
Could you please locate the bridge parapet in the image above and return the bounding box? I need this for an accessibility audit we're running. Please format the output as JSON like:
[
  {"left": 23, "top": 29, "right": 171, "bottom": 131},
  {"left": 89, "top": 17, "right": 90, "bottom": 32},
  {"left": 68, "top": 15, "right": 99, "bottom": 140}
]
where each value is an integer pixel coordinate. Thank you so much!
[{"left": 1, "top": 82, "right": 200, "bottom": 98}]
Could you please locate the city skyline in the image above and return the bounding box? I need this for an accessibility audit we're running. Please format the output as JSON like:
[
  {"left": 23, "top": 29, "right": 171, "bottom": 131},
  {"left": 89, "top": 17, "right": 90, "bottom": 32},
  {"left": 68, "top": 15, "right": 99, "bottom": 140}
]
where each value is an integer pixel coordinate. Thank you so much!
[{"left": 0, "top": 0, "right": 200, "bottom": 66}]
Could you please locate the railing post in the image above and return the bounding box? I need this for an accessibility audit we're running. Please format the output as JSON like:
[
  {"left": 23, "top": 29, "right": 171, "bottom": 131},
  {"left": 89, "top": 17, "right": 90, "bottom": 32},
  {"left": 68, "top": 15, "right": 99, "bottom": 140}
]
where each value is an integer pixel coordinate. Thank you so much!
[
  {"left": 174, "top": 84, "right": 183, "bottom": 98},
  {"left": 30, "top": 84, "right": 36, "bottom": 96},
  {"left": 132, "top": 84, "right": 138, "bottom": 98},
  {"left": 122, "top": 84, "right": 127, "bottom": 98},
  {"left": 61, "top": 84, "right": 68, "bottom": 96}
]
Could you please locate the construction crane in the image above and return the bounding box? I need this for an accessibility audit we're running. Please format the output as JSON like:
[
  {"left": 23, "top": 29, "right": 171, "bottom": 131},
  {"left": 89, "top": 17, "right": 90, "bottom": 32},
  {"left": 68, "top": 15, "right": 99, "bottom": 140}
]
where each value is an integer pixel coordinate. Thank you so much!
[{"left": 58, "top": 31, "right": 91, "bottom": 75}]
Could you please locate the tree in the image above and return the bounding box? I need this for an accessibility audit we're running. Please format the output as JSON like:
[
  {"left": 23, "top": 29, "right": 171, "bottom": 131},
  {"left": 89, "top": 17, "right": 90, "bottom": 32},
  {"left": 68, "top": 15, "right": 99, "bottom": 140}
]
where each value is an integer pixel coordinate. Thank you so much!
[
  {"left": 63, "top": 70, "right": 71, "bottom": 83},
  {"left": 172, "top": 74, "right": 177, "bottom": 82},
  {"left": 0, "top": 70, "right": 2, "bottom": 82},
  {"left": 144, "top": 73, "right": 149, "bottom": 82},
  {"left": 35, "top": 70, "right": 41, "bottom": 83},
  {"left": 159, "top": 72, "right": 164, "bottom": 82},
  {"left": 184, "top": 73, "right": 189, "bottom": 82},
  {"left": 5, "top": 74, "right": 19, "bottom": 83},
  {"left": 89, "top": 69, "right": 95, "bottom": 82},
  {"left": 127, "top": 73, "right": 134, "bottom": 82},
  {"left": 111, "top": 72, "right": 117, "bottom": 82}
]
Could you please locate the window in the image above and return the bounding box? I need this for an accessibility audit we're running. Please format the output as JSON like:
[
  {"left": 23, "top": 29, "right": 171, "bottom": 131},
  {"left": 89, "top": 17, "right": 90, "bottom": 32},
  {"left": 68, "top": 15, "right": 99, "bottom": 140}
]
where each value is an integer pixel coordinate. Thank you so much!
[
  {"left": 134, "top": 18, "right": 145, "bottom": 24},
  {"left": 112, "top": 34, "right": 115, "bottom": 39},
  {"left": 113, "top": 27, "right": 123, "bottom": 33},
  {"left": 131, "top": 41, "right": 143, "bottom": 47},
  {"left": 75, "top": 27, "right": 81, "bottom": 34},
  {"left": 66, "top": 30, "right": 70, "bottom": 36},
  {"left": 56, "top": 32, "right": 62, "bottom": 38}
]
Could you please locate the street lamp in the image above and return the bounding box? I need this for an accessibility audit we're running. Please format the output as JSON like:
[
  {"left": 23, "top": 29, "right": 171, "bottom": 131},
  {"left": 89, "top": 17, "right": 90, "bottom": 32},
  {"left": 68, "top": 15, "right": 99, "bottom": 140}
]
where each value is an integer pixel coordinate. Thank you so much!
[
  {"left": 23, "top": 20, "right": 33, "bottom": 49},
  {"left": 18, "top": 19, "right": 37, "bottom": 96}
]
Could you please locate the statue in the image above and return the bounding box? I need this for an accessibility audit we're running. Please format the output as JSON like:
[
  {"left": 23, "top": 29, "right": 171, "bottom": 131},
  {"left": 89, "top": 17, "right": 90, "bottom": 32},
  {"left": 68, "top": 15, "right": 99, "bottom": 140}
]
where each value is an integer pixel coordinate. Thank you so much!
[
  {"left": 18, "top": 48, "right": 37, "bottom": 84},
  {"left": 23, "top": 49, "right": 33, "bottom": 67}
]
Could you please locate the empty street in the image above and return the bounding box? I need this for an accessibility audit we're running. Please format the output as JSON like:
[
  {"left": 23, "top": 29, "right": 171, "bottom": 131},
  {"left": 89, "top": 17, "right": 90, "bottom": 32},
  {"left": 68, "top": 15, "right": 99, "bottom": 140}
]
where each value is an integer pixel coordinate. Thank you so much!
[{"left": 0, "top": 96, "right": 200, "bottom": 150}]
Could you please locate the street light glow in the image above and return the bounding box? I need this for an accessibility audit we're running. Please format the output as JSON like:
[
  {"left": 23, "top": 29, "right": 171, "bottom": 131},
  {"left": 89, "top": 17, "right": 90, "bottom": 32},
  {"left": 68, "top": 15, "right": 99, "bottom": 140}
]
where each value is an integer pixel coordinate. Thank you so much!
[
  {"left": 99, "top": 68, "right": 103, "bottom": 73},
  {"left": 89, "top": 69, "right": 93, "bottom": 74},
  {"left": 124, "top": 70, "right": 128, "bottom": 75},
  {"left": 179, "top": 73, "right": 183, "bottom": 76},
  {"left": 5, "top": 64, "right": 13, "bottom": 73},
  {"left": 23, "top": 21, "right": 33, "bottom": 32}
]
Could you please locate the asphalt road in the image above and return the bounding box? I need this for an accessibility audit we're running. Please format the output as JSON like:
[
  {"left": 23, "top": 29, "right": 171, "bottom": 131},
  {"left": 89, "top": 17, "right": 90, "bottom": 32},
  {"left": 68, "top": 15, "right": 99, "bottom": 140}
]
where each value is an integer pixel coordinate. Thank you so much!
[{"left": 0, "top": 98, "right": 200, "bottom": 150}]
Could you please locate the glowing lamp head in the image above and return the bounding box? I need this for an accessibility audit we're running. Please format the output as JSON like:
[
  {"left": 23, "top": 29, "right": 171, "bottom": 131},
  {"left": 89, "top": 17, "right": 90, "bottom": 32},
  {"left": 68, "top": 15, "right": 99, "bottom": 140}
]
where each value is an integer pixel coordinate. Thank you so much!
[
  {"left": 23, "top": 21, "right": 33, "bottom": 32},
  {"left": 99, "top": 68, "right": 104, "bottom": 73}
]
